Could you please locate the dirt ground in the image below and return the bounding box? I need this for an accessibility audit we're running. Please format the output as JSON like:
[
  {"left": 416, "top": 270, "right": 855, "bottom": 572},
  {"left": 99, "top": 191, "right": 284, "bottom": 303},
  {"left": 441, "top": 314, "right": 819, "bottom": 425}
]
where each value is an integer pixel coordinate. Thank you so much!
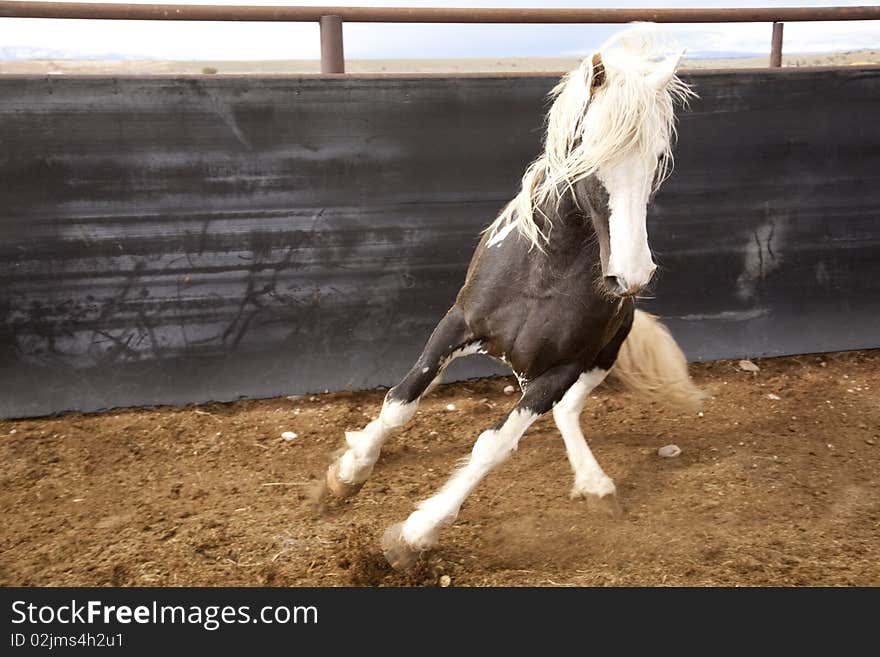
[{"left": 1, "top": 350, "right": 878, "bottom": 587}]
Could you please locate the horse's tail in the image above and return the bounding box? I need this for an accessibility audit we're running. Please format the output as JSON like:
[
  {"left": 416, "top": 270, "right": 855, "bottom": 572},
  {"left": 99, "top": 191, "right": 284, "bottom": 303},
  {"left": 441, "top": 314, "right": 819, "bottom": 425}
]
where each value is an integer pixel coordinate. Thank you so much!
[{"left": 610, "top": 309, "right": 704, "bottom": 412}]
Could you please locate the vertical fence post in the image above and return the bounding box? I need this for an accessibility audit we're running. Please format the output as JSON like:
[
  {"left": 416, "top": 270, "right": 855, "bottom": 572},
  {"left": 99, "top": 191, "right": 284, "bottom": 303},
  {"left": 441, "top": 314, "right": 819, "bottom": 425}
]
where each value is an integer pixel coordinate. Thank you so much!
[
  {"left": 770, "top": 22, "right": 784, "bottom": 68},
  {"left": 320, "top": 14, "right": 345, "bottom": 74}
]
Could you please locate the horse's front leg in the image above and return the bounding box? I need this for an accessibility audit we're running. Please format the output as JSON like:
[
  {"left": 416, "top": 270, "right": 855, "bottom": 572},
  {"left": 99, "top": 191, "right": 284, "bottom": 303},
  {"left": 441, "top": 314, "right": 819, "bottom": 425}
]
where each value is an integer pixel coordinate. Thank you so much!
[
  {"left": 555, "top": 314, "right": 632, "bottom": 502},
  {"left": 322, "top": 307, "right": 473, "bottom": 499},
  {"left": 553, "top": 368, "right": 617, "bottom": 499},
  {"left": 381, "top": 362, "right": 583, "bottom": 569}
]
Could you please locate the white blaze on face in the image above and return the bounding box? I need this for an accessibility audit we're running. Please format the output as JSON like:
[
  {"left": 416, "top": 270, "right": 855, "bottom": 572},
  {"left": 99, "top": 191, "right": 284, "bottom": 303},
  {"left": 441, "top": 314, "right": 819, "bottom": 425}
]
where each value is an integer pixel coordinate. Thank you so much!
[{"left": 596, "top": 149, "right": 658, "bottom": 293}]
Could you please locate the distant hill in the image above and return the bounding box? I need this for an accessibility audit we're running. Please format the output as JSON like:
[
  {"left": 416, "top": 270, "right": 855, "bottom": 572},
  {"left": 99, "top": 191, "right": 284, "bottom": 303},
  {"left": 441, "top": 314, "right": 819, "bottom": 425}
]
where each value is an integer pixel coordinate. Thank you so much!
[
  {"left": 1, "top": 50, "right": 877, "bottom": 75},
  {"left": 0, "top": 46, "right": 151, "bottom": 61},
  {"left": 0, "top": 45, "right": 769, "bottom": 63}
]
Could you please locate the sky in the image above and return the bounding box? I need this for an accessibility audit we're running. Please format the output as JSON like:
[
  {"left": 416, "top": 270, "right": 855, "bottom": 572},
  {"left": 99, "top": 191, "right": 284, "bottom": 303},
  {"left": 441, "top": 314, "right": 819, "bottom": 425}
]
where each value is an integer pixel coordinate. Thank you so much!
[{"left": 0, "top": 0, "right": 878, "bottom": 60}]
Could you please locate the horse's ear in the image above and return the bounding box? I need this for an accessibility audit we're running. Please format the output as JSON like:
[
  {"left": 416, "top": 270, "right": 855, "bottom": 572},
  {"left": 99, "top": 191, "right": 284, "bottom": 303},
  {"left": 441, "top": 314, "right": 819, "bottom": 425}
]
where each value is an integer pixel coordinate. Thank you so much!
[
  {"left": 590, "top": 52, "right": 606, "bottom": 92},
  {"left": 648, "top": 48, "right": 686, "bottom": 89}
]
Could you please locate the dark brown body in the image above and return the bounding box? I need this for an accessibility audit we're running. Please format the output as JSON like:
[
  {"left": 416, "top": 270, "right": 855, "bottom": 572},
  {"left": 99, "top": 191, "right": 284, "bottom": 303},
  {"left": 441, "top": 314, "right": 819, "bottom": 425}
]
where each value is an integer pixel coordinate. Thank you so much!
[{"left": 387, "top": 179, "right": 634, "bottom": 418}]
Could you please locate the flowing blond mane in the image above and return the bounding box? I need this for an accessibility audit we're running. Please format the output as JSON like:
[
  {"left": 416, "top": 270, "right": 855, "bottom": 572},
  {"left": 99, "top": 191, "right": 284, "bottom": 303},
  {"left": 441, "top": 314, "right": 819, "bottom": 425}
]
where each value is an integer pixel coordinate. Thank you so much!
[{"left": 486, "top": 25, "right": 695, "bottom": 250}]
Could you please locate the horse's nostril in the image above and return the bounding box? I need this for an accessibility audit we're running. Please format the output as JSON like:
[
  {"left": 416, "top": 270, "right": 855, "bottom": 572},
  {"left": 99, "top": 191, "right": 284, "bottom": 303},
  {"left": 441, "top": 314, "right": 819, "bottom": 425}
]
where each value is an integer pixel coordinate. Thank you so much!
[{"left": 604, "top": 275, "right": 627, "bottom": 295}]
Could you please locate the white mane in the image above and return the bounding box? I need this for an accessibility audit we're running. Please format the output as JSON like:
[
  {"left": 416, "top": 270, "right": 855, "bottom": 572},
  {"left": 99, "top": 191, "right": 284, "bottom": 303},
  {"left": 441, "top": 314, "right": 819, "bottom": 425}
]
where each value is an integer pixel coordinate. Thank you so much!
[{"left": 487, "top": 25, "right": 695, "bottom": 250}]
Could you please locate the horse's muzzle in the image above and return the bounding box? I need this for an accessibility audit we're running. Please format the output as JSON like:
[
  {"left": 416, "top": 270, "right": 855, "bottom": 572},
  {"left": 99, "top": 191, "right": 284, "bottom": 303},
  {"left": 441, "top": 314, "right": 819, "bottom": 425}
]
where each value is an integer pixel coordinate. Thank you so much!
[{"left": 603, "top": 275, "right": 643, "bottom": 297}]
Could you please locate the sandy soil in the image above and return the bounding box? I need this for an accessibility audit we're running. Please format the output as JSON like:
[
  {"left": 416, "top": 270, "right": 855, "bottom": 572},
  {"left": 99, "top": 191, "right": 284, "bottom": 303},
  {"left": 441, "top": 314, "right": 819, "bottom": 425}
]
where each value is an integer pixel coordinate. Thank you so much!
[
  {"left": 1, "top": 350, "right": 878, "bottom": 587},
  {"left": 1, "top": 50, "right": 878, "bottom": 75}
]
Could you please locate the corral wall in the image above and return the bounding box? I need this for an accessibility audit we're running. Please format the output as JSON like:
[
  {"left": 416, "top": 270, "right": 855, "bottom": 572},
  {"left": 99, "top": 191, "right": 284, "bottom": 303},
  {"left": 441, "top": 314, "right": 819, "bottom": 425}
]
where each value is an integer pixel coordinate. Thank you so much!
[{"left": 1, "top": 69, "right": 878, "bottom": 417}]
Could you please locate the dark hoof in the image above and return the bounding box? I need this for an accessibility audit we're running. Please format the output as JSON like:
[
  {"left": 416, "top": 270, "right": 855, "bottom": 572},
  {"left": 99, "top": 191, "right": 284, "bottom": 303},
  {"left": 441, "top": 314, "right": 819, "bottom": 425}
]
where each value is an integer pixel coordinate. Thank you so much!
[{"left": 380, "top": 522, "right": 421, "bottom": 571}]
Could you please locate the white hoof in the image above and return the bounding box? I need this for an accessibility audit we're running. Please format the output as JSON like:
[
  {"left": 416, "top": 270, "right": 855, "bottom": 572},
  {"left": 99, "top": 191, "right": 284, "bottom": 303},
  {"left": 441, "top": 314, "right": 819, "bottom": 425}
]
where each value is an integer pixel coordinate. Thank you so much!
[
  {"left": 571, "top": 477, "right": 621, "bottom": 517},
  {"left": 571, "top": 475, "right": 616, "bottom": 500}
]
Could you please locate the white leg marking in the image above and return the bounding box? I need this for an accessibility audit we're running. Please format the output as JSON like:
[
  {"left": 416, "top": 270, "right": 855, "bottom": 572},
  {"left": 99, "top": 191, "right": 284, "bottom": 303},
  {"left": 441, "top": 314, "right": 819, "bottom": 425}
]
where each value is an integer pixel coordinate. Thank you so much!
[
  {"left": 400, "top": 408, "right": 538, "bottom": 550},
  {"left": 552, "top": 369, "right": 616, "bottom": 498},
  {"left": 448, "top": 341, "right": 483, "bottom": 361},
  {"left": 336, "top": 399, "right": 417, "bottom": 484},
  {"left": 333, "top": 341, "right": 481, "bottom": 490}
]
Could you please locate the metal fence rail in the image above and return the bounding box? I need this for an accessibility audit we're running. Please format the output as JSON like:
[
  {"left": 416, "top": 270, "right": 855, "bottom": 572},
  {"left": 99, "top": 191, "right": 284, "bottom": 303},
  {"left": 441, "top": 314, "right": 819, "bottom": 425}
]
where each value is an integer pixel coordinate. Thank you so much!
[
  {"left": 1, "top": 3, "right": 879, "bottom": 72},
  {"left": 2, "top": 3, "right": 879, "bottom": 22}
]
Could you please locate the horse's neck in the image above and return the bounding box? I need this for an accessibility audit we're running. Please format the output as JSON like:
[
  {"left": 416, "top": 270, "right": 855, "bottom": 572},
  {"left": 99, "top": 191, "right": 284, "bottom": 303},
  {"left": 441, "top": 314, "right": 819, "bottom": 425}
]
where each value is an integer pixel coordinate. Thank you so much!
[
  {"left": 535, "top": 188, "right": 596, "bottom": 258},
  {"left": 467, "top": 186, "right": 597, "bottom": 288}
]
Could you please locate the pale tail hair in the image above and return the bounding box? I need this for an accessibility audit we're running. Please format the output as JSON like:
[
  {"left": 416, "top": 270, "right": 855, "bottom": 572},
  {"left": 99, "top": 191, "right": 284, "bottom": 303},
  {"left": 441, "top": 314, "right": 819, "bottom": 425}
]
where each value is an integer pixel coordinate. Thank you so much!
[
  {"left": 610, "top": 309, "right": 705, "bottom": 412},
  {"left": 486, "top": 24, "right": 695, "bottom": 251}
]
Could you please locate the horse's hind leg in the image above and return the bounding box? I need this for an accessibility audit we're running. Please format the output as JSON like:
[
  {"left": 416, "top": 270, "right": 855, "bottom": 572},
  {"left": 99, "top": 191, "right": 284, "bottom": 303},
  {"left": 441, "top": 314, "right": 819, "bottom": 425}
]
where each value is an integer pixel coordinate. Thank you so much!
[
  {"left": 381, "top": 362, "right": 583, "bottom": 569},
  {"left": 323, "top": 307, "right": 473, "bottom": 499}
]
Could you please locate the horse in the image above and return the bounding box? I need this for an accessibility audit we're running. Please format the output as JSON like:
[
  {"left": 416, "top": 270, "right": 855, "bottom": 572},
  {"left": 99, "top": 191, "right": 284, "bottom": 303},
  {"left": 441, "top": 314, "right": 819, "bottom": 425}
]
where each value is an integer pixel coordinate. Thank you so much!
[{"left": 316, "top": 26, "right": 704, "bottom": 570}]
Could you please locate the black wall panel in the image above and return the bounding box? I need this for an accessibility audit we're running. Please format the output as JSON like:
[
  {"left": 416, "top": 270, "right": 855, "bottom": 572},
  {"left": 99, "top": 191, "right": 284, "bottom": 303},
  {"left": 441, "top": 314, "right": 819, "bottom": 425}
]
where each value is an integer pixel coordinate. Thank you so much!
[{"left": 1, "top": 69, "right": 878, "bottom": 417}]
